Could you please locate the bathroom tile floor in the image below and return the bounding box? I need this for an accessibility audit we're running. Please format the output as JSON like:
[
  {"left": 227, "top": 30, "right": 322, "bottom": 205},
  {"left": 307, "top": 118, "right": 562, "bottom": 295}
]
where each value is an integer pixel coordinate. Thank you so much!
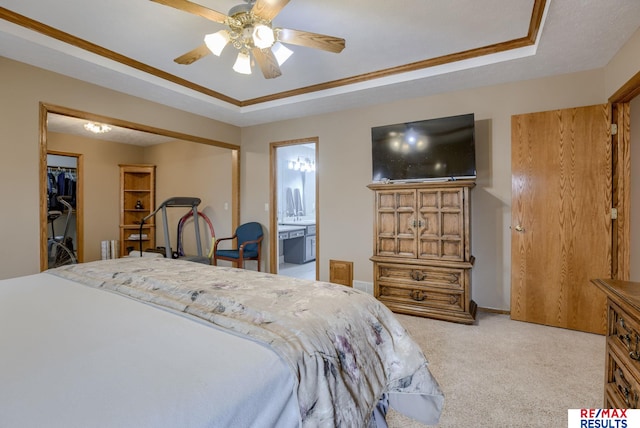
[{"left": 278, "top": 261, "right": 315, "bottom": 280}]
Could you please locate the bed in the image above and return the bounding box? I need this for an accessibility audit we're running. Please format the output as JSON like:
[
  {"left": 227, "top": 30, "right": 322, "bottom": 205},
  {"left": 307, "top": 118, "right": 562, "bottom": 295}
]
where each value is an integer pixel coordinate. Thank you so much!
[{"left": 0, "top": 257, "right": 443, "bottom": 427}]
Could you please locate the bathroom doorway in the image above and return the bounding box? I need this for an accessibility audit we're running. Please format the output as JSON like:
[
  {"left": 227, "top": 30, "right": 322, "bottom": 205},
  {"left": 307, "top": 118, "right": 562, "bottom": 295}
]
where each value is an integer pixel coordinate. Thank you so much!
[{"left": 269, "top": 139, "right": 318, "bottom": 280}]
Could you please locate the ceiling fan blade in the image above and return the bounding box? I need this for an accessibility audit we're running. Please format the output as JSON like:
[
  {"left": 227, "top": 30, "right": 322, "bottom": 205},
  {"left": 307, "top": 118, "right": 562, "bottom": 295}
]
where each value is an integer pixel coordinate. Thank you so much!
[
  {"left": 150, "top": 0, "right": 228, "bottom": 24},
  {"left": 252, "top": 47, "right": 282, "bottom": 79},
  {"left": 174, "top": 43, "right": 211, "bottom": 65},
  {"left": 251, "top": 0, "right": 290, "bottom": 22},
  {"left": 277, "top": 28, "right": 345, "bottom": 53}
]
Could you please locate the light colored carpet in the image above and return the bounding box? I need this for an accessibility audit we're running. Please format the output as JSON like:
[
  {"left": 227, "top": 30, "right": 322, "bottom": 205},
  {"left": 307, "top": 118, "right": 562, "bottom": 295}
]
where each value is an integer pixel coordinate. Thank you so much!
[{"left": 386, "top": 311, "right": 605, "bottom": 427}]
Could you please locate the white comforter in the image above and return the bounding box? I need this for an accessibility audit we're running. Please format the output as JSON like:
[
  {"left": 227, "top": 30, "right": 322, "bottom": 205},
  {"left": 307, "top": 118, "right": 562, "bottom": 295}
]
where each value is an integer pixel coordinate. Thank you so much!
[
  {"left": 0, "top": 272, "right": 299, "bottom": 428},
  {"left": 3, "top": 257, "right": 443, "bottom": 427}
]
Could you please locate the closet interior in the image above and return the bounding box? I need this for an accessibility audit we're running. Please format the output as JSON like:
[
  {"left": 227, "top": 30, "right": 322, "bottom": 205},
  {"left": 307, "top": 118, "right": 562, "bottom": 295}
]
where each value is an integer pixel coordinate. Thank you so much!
[{"left": 46, "top": 154, "right": 78, "bottom": 268}]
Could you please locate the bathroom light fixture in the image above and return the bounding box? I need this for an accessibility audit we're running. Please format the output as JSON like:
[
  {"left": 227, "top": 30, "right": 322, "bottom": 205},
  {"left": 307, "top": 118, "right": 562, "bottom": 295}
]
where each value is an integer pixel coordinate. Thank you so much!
[
  {"left": 84, "top": 122, "right": 112, "bottom": 134},
  {"left": 288, "top": 157, "right": 315, "bottom": 173}
]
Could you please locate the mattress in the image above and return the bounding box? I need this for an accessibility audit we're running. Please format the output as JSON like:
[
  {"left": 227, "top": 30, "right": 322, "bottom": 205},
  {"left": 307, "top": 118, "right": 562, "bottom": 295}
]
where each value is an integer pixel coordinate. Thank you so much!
[
  {"left": 0, "top": 258, "right": 443, "bottom": 427},
  {"left": 0, "top": 272, "right": 299, "bottom": 427}
]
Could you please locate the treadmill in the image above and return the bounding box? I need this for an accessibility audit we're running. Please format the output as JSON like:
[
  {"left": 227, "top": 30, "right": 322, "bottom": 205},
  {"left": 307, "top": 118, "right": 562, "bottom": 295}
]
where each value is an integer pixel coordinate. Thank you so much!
[{"left": 139, "top": 197, "right": 210, "bottom": 264}]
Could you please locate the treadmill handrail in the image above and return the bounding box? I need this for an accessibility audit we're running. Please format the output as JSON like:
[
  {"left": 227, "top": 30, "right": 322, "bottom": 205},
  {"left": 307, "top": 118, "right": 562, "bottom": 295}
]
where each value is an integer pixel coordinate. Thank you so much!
[
  {"left": 138, "top": 197, "right": 203, "bottom": 258},
  {"left": 141, "top": 197, "right": 201, "bottom": 223}
]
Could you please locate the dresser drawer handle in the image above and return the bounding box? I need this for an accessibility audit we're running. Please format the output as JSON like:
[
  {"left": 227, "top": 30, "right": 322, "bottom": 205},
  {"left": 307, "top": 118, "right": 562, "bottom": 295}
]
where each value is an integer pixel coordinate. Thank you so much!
[
  {"left": 617, "top": 316, "right": 640, "bottom": 359},
  {"left": 410, "top": 219, "right": 426, "bottom": 228},
  {"left": 410, "top": 270, "right": 426, "bottom": 281},
  {"left": 616, "top": 368, "right": 639, "bottom": 408},
  {"left": 410, "top": 290, "right": 426, "bottom": 301}
]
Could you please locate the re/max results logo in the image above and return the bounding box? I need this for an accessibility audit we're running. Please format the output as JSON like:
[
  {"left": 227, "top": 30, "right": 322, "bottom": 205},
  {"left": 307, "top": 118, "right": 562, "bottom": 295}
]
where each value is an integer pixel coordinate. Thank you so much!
[{"left": 568, "top": 409, "right": 639, "bottom": 428}]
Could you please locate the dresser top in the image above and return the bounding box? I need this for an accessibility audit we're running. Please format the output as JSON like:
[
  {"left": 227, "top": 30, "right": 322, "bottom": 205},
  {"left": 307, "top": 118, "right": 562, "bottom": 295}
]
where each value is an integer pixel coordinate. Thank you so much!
[
  {"left": 367, "top": 180, "right": 476, "bottom": 191},
  {"left": 592, "top": 278, "right": 640, "bottom": 312}
]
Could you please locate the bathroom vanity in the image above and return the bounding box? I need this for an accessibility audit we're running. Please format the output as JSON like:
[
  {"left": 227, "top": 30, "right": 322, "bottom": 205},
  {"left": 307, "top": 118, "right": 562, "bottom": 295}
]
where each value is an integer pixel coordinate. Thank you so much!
[{"left": 279, "top": 221, "right": 316, "bottom": 264}]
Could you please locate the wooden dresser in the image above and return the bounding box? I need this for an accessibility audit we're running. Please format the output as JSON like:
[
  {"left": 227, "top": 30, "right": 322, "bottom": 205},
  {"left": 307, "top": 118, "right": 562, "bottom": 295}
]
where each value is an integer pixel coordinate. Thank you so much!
[
  {"left": 592, "top": 278, "right": 640, "bottom": 408},
  {"left": 368, "top": 181, "right": 476, "bottom": 324}
]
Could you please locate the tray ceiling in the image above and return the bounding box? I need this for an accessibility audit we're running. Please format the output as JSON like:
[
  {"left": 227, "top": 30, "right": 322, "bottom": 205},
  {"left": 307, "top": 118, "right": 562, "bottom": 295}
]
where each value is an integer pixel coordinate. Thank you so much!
[{"left": 1, "top": 1, "right": 639, "bottom": 126}]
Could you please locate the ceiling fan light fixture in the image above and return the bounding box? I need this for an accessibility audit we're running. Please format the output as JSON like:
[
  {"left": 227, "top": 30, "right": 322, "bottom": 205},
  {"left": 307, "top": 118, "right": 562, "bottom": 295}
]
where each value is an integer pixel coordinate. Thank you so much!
[
  {"left": 233, "top": 51, "right": 252, "bottom": 74},
  {"left": 272, "top": 42, "right": 293, "bottom": 65},
  {"left": 252, "top": 24, "right": 275, "bottom": 49},
  {"left": 160, "top": 0, "right": 345, "bottom": 79},
  {"left": 204, "top": 30, "right": 230, "bottom": 56}
]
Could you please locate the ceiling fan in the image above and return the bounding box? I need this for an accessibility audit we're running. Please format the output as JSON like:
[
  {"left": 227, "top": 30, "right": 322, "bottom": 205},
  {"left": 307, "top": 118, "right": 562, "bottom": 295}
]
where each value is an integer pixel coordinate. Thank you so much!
[{"left": 151, "top": 0, "right": 346, "bottom": 79}]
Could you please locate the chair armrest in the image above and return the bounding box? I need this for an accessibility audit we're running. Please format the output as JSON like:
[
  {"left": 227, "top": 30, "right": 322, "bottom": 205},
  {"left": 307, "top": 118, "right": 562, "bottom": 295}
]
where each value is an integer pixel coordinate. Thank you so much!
[
  {"left": 214, "top": 234, "right": 237, "bottom": 251},
  {"left": 238, "top": 235, "right": 264, "bottom": 251}
]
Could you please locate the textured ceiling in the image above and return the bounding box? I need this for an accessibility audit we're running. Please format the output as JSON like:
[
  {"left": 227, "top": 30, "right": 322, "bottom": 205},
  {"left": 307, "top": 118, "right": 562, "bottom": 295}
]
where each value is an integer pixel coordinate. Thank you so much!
[
  {"left": 47, "top": 113, "right": 177, "bottom": 147},
  {"left": 1, "top": 0, "right": 639, "bottom": 129}
]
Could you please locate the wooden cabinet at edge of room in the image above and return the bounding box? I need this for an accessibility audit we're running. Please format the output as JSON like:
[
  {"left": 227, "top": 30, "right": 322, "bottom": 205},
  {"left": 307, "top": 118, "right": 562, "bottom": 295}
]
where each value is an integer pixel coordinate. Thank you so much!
[
  {"left": 592, "top": 279, "right": 640, "bottom": 409},
  {"left": 119, "top": 164, "right": 156, "bottom": 257},
  {"left": 368, "top": 181, "right": 477, "bottom": 324}
]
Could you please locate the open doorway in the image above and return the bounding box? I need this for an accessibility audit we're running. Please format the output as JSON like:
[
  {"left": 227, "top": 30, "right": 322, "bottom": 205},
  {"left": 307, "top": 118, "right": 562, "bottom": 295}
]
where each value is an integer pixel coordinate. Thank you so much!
[
  {"left": 46, "top": 152, "right": 81, "bottom": 268},
  {"left": 39, "top": 103, "right": 240, "bottom": 271},
  {"left": 269, "top": 139, "right": 318, "bottom": 280}
]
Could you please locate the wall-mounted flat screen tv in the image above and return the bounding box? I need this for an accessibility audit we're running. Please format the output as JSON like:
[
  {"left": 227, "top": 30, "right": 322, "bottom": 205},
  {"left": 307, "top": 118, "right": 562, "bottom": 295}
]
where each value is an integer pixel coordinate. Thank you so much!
[{"left": 371, "top": 113, "right": 476, "bottom": 182}]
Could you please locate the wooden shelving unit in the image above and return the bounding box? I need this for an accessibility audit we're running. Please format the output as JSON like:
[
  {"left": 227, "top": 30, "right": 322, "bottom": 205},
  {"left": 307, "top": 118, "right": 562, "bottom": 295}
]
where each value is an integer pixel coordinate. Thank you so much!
[{"left": 119, "top": 164, "right": 156, "bottom": 257}]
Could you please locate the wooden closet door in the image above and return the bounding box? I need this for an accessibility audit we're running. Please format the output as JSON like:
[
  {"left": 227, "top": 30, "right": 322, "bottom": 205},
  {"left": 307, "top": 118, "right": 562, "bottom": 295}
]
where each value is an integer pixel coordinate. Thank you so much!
[{"left": 511, "top": 104, "right": 611, "bottom": 334}]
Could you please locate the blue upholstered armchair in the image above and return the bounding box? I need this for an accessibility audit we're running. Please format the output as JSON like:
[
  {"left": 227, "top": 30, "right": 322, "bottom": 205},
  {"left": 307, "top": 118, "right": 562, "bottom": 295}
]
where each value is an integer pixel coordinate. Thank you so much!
[{"left": 212, "top": 222, "right": 264, "bottom": 271}]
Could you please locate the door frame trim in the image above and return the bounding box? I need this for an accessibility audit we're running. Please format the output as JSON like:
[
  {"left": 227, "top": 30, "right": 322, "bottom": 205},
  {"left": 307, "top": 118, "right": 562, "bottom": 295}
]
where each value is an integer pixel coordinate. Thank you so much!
[{"left": 610, "top": 70, "right": 640, "bottom": 280}]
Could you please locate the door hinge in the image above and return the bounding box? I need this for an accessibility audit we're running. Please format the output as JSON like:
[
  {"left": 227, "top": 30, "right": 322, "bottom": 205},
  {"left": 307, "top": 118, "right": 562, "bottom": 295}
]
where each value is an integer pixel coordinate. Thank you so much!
[
  {"left": 611, "top": 124, "right": 618, "bottom": 136},
  {"left": 612, "top": 207, "right": 618, "bottom": 220}
]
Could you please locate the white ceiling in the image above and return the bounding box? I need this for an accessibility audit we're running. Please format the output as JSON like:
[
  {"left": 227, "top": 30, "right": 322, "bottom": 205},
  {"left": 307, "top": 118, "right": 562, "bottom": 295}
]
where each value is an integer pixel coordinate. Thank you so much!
[
  {"left": 47, "top": 113, "right": 178, "bottom": 146},
  {"left": 1, "top": 0, "right": 639, "bottom": 128}
]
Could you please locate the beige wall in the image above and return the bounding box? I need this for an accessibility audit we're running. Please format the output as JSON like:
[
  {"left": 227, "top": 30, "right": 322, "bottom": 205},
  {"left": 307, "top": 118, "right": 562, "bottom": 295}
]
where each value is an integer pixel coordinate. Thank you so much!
[
  {"left": 605, "top": 27, "right": 640, "bottom": 99},
  {"left": 240, "top": 26, "right": 640, "bottom": 311},
  {"left": 0, "top": 56, "right": 239, "bottom": 279},
  {"left": 240, "top": 70, "right": 608, "bottom": 311},
  {"left": 240, "top": 29, "right": 640, "bottom": 311},
  {"left": 144, "top": 140, "right": 233, "bottom": 257},
  {"left": 2, "top": 27, "right": 639, "bottom": 310}
]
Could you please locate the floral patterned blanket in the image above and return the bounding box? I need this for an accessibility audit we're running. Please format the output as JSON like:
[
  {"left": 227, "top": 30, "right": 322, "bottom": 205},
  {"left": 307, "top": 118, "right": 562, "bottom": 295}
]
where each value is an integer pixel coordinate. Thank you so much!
[{"left": 50, "top": 257, "right": 443, "bottom": 427}]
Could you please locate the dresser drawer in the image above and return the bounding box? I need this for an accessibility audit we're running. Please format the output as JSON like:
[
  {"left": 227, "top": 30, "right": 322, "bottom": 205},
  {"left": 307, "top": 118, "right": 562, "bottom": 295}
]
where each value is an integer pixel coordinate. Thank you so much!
[
  {"left": 607, "top": 346, "right": 640, "bottom": 408},
  {"left": 606, "top": 382, "right": 628, "bottom": 409},
  {"left": 378, "top": 282, "right": 465, "bottom": 312},
  {"left": 376, "top": 263, "right": 465, "bottom": 291},
  {"left": 609, "top": 302, "right": 640, "bottom": 371}
]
